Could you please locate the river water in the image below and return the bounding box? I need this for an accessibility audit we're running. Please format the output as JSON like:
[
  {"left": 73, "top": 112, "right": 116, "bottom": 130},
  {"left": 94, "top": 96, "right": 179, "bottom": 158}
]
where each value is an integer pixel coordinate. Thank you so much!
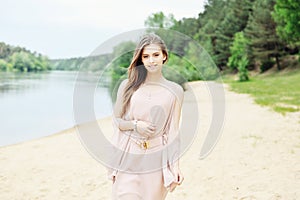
[{"left": 0, "top": 70, "right": 113, "bottom": 146}]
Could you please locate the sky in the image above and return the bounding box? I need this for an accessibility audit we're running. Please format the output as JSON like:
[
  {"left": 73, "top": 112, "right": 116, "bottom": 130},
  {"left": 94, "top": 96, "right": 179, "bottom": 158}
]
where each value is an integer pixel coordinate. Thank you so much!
[{"left": 0, "top": 0, "right": 206, "bottom": 59}]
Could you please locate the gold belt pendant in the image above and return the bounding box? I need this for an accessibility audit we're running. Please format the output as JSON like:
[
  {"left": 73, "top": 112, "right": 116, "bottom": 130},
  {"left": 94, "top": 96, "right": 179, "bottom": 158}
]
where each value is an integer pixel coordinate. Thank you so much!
[{"left": 141, "top": 141, "right": 149, "bottom": 149}]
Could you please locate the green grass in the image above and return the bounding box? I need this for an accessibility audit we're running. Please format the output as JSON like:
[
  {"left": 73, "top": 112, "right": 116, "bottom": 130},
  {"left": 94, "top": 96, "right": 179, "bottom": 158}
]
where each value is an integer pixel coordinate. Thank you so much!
[{"left": 223, "top": 70, "right": 300, "bottom": 115}]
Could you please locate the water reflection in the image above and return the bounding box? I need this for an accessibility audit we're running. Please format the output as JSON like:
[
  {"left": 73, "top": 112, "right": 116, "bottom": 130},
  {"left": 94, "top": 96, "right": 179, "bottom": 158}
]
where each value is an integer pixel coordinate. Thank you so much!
[
  {"left": 0, "top": 71, "right": 50, "bottom": 95},
  {"left": 0, "top": 71, "right": 113, "bottom": 146}
]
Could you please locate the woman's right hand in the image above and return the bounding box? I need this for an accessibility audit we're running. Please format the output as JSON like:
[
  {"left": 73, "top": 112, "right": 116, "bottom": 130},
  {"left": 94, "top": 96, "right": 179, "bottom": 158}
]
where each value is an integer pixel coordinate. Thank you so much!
[{"left": 135, "top": 120, "right": 156, "bottom": 137}]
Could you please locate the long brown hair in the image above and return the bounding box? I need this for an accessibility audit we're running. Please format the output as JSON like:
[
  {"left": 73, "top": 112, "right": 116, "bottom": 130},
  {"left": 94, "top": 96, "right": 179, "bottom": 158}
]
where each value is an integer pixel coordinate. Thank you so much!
[{"left": 120, "top": 33, "right": 169, "bottom": 117}]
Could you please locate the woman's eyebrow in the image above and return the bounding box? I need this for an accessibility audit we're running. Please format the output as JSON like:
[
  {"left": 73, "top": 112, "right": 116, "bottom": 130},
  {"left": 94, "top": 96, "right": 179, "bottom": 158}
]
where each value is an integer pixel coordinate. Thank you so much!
[{"left": 142, "top": 51, "right": 160, "bottom": 55}]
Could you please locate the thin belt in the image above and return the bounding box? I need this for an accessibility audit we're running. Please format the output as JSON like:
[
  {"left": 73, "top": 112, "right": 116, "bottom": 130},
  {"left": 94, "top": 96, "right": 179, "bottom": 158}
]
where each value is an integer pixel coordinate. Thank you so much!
[{"left": 129, "top": 135, "right": 166, "bottom": 150}]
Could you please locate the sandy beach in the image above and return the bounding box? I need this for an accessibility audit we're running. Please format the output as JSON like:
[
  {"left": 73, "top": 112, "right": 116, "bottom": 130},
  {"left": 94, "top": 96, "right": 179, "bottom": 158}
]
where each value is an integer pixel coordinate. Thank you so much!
[{"left": 0, "top": 81, "right": 299, "bottom": 200}]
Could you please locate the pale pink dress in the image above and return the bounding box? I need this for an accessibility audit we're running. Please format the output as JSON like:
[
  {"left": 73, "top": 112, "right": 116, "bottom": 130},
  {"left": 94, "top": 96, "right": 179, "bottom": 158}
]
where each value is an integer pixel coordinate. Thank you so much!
[{"left": 108, "top": 82, "right": 182, "bottom": 200}]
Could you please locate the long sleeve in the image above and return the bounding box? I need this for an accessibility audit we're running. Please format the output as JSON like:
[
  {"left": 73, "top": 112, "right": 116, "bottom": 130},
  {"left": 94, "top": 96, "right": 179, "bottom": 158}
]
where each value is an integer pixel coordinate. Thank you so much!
[{"left": 162, "top": 85, "right": 184, "bottom": 187}]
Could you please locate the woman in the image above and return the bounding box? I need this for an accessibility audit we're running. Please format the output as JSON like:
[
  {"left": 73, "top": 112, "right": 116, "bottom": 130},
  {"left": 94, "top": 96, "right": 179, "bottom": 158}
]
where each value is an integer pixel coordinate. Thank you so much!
[{"left": 108, "top": 33, "right": 184, "bottom": 200}]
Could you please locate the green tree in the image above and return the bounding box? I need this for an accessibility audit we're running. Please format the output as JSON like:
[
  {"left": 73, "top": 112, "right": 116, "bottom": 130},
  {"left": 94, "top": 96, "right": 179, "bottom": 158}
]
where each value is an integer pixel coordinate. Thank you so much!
[
  {"left": 273, "top": 0, "right": 300, "bottom": 43},
  {"left": 172, "top": 17, "right": 200, "bottom": 38},
  {"left": 227, "top": 32, "right": 250, "bottom": 81},
  {"left": 144, "top": 12, "right": 189, "bottom": 57},
  {"left": 245, "top": 0, "right": 285, "bottom": 71},
  {"left": 8, "top": 51, "right": 50, "bottom": 72},
  {"left": 0, "top": 59, "right": 7, "bottom": 70},
  {"left": 228, "top": 32, "right": 250, "bottom": 71},
  {"left": 0, "top": 41, "right": 51, "bottom": 72},
  {"left": 34, "top": 54, "right": 50, "bottom": 71},
  {"left": 165, "top": 52, "right": 200, "bottom": 83},
  {"left": 214, "top": 0, "right": 255, "bottom": 68},
  {"left": 9, "top": 52, "right": 33, "bottom": 72},
  {"left": 237, "top": 56, "right": 249, "bottom": 81},
  {"left": 144, "top": 12, "right": 176, "bottom": 28},
  {"left": 109, "top": 41, "right": 136, "bottom": 101},
  {"left": 194, "top": 0, "right": 227, "bottom": 65},
  {"left": 183, "top": 40, "right": 219, "bottom": 80},
  {"left": 0, "top": 42, "right": 12, "bottom": 59}
]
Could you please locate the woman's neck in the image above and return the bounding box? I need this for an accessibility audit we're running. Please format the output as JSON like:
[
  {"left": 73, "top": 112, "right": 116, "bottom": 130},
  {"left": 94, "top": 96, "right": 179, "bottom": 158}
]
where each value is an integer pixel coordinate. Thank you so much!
[{"left": 145, "top": 73, "right": 165, "bottom": 83}]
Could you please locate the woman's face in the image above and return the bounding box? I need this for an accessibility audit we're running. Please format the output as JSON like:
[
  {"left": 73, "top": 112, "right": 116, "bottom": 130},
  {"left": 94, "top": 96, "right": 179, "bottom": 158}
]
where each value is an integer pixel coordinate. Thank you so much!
[{"left": 141, "top": 43, "right": 166, "bottom": 74}]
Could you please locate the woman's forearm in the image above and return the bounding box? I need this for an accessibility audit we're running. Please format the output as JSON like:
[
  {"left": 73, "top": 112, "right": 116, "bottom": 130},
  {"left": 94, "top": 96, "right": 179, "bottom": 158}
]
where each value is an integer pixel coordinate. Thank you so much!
[{"left": 114, "top": 117, "right": 135, "bottom": 131}]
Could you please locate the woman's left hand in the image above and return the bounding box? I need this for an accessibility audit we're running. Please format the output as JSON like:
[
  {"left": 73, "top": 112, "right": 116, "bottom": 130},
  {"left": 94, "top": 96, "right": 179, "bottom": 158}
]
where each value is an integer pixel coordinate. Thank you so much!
[{"left": 169, "top": 167, "right": 184, "bottom": 192}]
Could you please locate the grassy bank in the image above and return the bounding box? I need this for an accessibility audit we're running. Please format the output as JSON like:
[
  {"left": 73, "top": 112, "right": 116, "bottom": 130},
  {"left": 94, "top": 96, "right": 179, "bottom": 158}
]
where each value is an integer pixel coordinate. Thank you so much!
[{"left": 223, "top": 70, "right": 300, "bottom": 114}]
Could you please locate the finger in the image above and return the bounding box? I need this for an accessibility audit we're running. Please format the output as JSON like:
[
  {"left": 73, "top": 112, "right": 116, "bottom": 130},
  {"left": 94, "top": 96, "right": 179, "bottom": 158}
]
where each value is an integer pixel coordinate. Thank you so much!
[
  {"left": 149, "top": 122, "right": 156, "bottom": 126},
  {"left": 169, "top": 183, "right": 177, "bottom": 192},
  {"left": 147, "top": 128, "right": 155, "bottom": 134},
  {"left": 148, "top": 125, "right": 156, "bottom": 131},
  {"left": 141, "top": 131, "right": 150, "bottom": 137},
  {"left": 140, "top": 130, "right": 151, "bottom": 137},
  {"left": 147, "top": 127, "right": 154, "bottom": 132},
  {"left": 178, "top": 175, "right": 184, "bottom": 185}
]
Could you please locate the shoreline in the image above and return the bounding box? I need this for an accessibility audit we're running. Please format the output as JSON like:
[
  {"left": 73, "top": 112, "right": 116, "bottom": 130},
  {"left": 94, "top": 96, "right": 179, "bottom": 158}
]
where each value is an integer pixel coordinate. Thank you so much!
[
  {"left": 0, "top": 126, "right": 76, "bottom": 149},
  {"left": 0, "top": 116, "right": 113, "bottom": 149}
]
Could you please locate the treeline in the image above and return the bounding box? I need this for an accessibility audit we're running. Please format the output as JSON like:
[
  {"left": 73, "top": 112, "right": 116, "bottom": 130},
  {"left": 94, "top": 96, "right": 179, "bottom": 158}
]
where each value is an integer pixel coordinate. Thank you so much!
[
  {"left": 145, "top": 0, "right": 300, "bottom": 80},
  {"left": 0, "top": 42, "right": 51, "bottom": 72},
  {"left": 50, "top": 54, "right": 111, "bottom": 71}
]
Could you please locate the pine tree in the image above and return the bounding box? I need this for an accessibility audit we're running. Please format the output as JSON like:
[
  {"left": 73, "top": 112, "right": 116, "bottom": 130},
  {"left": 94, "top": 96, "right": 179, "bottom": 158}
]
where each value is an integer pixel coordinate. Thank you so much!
[
  {"left": 194, "top": 0, "right": 227, "bottom": 67},
  {"left": 214, "top": 0, "right": 255, "bottom": 68},
  {"left": 245, "top": 0, "right": 285, "bottom": 71}
]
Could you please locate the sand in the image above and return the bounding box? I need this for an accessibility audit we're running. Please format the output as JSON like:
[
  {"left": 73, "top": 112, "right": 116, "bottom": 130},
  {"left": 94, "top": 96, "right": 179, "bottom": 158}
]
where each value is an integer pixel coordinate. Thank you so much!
[{"left": 0, "top": 81, "right": 299, "bottom": 200}]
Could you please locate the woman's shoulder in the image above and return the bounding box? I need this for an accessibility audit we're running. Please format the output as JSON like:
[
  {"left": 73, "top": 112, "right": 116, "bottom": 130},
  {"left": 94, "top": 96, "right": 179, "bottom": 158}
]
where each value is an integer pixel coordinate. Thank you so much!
[
  {"left": 116, "top": 79, "right": 129, "bottom": 95},
  {"left": 119, "top": 78, "right": 129, "bottom": 89},
  {"left": 120, "top": 78, "right": 129, "bottom": 86},
  {"left": 165, "top": 80, "right": 184, "bottom": 100},
  {"left": 165, "top": 80, "right": 183, "bottom": 93}
]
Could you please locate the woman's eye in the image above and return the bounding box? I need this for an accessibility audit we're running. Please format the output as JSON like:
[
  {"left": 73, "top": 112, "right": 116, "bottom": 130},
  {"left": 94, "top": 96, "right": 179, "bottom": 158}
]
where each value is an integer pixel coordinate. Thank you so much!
[
  {"left": 143, "top": 55, "right": 148, "bottom": 59},
  {"left": 154, "top": 54, "right": 159, "bottom": 57}
]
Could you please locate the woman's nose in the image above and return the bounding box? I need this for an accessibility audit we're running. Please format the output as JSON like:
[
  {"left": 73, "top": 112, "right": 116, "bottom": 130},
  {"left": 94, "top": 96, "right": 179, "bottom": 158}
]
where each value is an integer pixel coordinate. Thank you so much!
[{"left": 149, "top": 56, "right": 154, "bottom": 63}]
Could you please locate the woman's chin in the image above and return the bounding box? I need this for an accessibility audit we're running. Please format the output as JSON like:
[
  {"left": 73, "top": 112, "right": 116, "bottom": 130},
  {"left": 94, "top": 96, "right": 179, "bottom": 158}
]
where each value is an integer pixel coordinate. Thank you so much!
[{"left": 146, "top": 66, "right": 161, "bottom": 73}]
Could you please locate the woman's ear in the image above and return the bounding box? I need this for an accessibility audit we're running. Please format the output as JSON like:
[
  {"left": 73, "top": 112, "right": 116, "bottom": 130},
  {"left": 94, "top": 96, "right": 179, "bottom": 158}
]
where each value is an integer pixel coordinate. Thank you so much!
[{"left": 163, "top": 55, "right": 167, "bottom": 61}]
